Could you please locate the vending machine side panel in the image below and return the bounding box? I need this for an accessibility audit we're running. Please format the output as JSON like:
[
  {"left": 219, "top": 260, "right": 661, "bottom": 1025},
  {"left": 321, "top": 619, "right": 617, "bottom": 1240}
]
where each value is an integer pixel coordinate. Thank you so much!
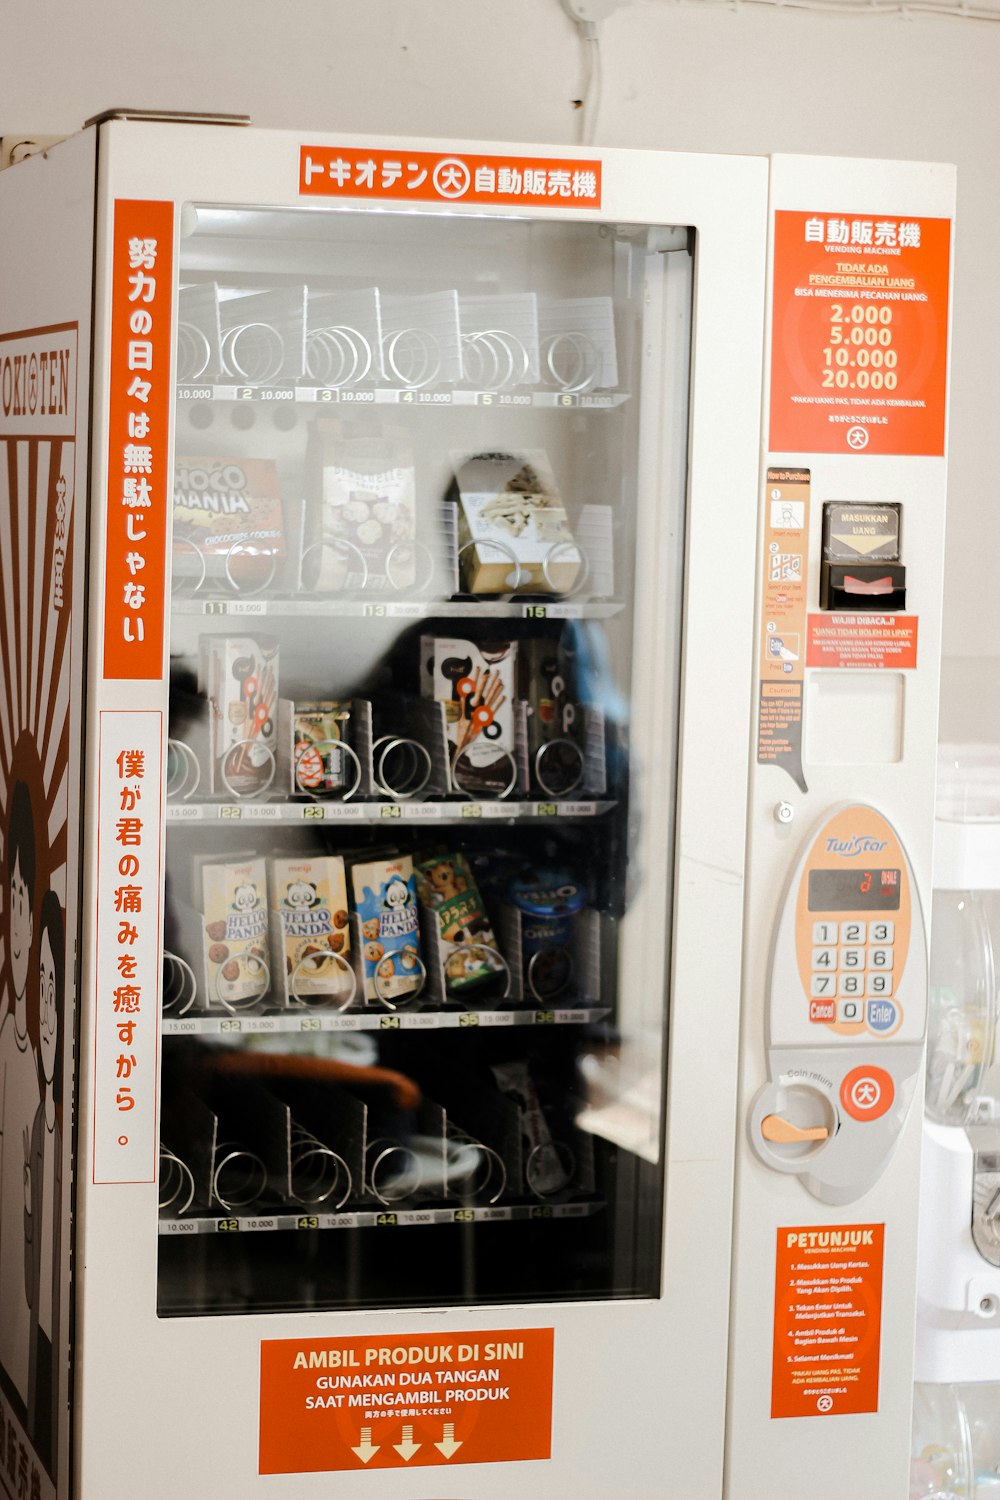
[
  {"left": 725, "top": 154, "right": 955, "bottom": 1500},
  {"left": 0, "top": 128, "right": 98, "bottom": 1500}
]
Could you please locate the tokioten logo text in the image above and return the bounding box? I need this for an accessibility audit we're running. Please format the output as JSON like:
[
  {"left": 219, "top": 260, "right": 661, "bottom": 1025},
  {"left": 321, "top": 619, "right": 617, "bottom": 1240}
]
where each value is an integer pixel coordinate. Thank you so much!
[
  {"left": 825, "top": 835, "right": 889, "bottom": 858},
  {"left": 0, "top": 327, "right": 77, "bottom": 438}
]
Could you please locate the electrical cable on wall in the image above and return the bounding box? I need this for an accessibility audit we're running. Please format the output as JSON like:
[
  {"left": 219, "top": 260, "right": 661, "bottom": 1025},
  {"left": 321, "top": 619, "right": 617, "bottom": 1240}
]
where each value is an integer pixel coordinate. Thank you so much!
[
  {"left": 558, "top": 0, "right": 998, "bottom": 146},
  {"left": 674, "top": 0, "right": 1000, "bottom": 17},
  {"left": 562, "top": 0, "right": 621, "bottom": 144}
]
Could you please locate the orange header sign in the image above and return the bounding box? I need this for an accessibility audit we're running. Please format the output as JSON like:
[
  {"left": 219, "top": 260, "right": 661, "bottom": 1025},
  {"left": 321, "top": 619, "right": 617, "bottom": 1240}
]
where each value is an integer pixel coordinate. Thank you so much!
[
  {"left": 772, "top": 1223, "right": 884, "bottom": 1419},
  {"left": 102, "top": 199, "right": 174, "bottom": 680},
  {"left": 259, "top": 1327, "right": 554, "bottom": 1475},
  {"left": 769, "top": 211, "right": 950, "bottom": 457},
  {"left": 300, "top": 145, "right": 602, "bottom": 209}
]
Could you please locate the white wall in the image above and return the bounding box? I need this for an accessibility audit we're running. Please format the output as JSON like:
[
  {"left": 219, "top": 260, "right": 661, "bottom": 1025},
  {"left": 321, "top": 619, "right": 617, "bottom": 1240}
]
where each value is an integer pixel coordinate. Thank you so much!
[{"left": 2, "top": 0, "right": 997, "bottom": 684}]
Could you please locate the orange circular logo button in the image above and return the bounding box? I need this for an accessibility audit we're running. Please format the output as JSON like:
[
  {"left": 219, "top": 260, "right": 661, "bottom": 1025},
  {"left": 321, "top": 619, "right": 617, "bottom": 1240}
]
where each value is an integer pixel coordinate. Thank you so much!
[{"left": 840, "top": 1065, "right": 894, "bottom": 1122}]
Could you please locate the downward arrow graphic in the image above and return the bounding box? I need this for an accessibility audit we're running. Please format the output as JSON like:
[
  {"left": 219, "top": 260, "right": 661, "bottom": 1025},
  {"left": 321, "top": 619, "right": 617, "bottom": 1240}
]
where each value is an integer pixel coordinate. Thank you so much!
[
  {"left": 393, "top": 1424, "right": 422, "bottom": 1461},
  {"left": 351, "top": 1426, "right": 380, "bottom": 1464},
  {"left": 435, "top": 1421, "right": 463, "bottom": 1459}
]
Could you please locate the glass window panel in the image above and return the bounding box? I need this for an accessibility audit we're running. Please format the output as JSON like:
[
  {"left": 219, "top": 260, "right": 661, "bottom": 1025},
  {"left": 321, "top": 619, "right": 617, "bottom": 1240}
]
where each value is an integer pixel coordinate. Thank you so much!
[{"left": 156, "top": 203, "right": 692, "bottom": 1317}]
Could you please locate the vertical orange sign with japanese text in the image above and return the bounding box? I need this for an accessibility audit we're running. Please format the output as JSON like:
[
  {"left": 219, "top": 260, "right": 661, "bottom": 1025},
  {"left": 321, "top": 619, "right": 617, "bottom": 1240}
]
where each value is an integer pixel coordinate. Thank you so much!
[
  {"left": 770, "top": 211, "right": 950, "bottom": 457},
  {"left": 102, "top": 200, "right": 173, "bottom": 680}
]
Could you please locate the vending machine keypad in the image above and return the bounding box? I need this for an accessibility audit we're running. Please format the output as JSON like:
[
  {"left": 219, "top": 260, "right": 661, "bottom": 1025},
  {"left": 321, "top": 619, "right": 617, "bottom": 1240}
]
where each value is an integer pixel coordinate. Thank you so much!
[{"left": 752, "top": 802, "right": 927, "bottom": 1202}]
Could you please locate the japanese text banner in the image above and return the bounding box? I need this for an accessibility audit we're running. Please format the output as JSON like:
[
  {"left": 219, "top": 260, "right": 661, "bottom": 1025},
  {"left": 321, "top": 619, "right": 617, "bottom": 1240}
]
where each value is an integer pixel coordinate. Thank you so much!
[
  {"left": 93, "top": 711, "right": 162, "bottom": 1184},
  {"left": 299, "top": 146, "right": 602, "bottom": 209},
  {"left": 102, "top": 199, "right": 174, "bottom": 680}
]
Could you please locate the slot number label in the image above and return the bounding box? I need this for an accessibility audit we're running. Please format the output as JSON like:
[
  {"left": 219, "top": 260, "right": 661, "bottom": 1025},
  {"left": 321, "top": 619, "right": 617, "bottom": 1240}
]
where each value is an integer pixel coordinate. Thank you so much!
[{"left": 821, "top": 305, "right": 898, "bottom": 392}]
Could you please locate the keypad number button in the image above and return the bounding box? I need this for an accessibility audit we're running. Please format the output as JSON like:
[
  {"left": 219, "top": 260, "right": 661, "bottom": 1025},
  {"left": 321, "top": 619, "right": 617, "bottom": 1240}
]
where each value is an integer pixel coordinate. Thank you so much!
[
  {"left": 811, "top": 947, "right": 838, "bottom": 970},
  {"left": 813, "top": 922, "right": 838, "bottom": 946},
  {"left": 841, "top": 947, "right": 866, "bottom": 970},
  {"left": 867, "top": 972, "right": 894, "bottom": 997},
  {"left": 869, "top": 947, "right": 894, "bottom": 971},
  {"left": 839, "top": 972, "right": 863, "bottom": 997},
  {"left": 811, "top": 972, "right": 837, "bottom": 998},
  {"left": 841, "top": 921, "right": 867, "bottom": 945},
  {"left": 870, "top": 921, "right": 895, "bottom": 945},
  {"left": 838, "top": 998, "right": 863, "bottom": 1024}
]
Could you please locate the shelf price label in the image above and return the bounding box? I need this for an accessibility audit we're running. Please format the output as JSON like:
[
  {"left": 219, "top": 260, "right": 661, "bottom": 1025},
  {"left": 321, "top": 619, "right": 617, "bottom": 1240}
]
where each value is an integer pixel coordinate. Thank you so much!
[{"left": 769, "top": 210, "right": 950, "bottom": 457}]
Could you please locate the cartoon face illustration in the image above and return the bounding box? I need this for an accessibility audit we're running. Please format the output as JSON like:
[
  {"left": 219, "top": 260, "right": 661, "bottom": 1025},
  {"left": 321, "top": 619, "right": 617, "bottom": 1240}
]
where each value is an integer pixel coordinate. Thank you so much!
[
  {"left": 362, "top": 918, "right": 380, "bottom": 941},
  {"left": 39, "top": 925, "right": 57, "bottom": 1083},
  {"left": 9, "top": 849, "right": 33, "bottom": 1004},
  {"left": 429, "top": 862, "right": 462, "bottom": 900},
  {"left": 384, "top": 878, "right": 410, "bottom": 912},
  {"left": 365, "top": 940, "right": 384, "bottom": 964},
  {"left": 285, "top": 880, "right": 317, "bottom": 910},
  {"left": 232, "top": 883, "right": 258, "bottom": 913}
]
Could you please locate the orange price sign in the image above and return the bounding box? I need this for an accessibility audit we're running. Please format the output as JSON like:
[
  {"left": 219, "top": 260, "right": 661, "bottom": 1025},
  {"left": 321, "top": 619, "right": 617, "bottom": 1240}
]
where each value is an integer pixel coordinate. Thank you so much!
[{"left": 769, "top": 211, "right": 950, "bottom": 457}]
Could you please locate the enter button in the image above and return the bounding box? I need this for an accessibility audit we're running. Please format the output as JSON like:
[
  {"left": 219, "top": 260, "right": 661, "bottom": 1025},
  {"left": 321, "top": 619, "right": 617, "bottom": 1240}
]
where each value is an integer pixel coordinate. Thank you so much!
[{"left": 840, "top": 1065, "right": 895, "bottom": 1122}]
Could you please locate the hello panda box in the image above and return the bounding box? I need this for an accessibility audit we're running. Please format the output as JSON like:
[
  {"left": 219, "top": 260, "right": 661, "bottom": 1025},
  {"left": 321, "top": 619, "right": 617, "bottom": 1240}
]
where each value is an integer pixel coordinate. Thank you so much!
[
  {"left": 268, "top": 854, "right": 352, "bottom": 1008},
  {"left": 349, "top": 853, "right": 422, "bottom": 1005}
]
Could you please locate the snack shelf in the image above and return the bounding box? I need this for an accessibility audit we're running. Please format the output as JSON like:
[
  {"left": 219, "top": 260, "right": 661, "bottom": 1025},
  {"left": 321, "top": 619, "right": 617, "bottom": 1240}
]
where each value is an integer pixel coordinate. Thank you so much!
[
  {"left": 176, "top": 383, "right": 630, "bottom": 411},
  {"left": 159, "top": 1199, "right": 603, "bottom": 1235},
  {"left": 162, "top": 1005, "right": 609, "bottom": 1037},
  {"left": 165, "top": 798, "right": 615, "bottom": 824},
  {"left": 170, "top": 597, "right": 624, "bottom": 621}
]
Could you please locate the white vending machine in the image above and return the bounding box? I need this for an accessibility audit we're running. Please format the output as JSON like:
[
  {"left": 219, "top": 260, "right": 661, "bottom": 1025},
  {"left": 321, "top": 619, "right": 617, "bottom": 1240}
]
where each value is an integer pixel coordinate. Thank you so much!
[{"left": 0, "top": 114, "right": 953, "bottom": 1500}]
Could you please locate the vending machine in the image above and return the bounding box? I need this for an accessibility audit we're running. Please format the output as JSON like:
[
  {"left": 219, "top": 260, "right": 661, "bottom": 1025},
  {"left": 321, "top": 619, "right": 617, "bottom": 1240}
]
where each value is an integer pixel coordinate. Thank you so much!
[{"left": 0, "top": 114, "right": 953, "bottom": 1500}]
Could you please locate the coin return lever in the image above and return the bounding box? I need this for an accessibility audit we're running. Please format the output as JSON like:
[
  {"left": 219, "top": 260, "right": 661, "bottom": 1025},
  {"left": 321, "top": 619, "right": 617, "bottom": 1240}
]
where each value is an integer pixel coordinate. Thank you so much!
[{"left": 820, "top": 501, "right": 906, "bottom": 610}]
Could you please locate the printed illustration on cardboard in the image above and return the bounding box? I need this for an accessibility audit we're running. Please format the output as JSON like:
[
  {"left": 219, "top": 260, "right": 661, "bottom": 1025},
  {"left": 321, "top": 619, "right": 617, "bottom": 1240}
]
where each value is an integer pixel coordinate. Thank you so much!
[{"left": 0, "top": 323, "right": 77, "bottom": 1498}]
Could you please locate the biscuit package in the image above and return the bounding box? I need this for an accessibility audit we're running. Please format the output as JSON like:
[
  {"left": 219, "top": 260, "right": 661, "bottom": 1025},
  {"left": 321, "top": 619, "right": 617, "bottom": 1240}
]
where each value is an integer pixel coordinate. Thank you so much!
[
  {"left": 415, "top": 852, "right": 502, "bottom": 994},
  {"left": 349, "top": 853, "right": 422, "bottom": 1004},
  {"left": 307, "top": 419, "right": 416, "bottom": 591},
  {"left": 450, "top": 449, "right": 580, "bottom": 595},
  {"left": 199, "top": 856, "right": 269, "bottom": 1010},
  {"left": 173, "top": 456, "right": 286, "bottom": 591},
  {"left": 288, "top": 700, "right": 354, "bottom": 797},
  {"left": 268, "top": 855, "right": 352, "bottom": 1007}
]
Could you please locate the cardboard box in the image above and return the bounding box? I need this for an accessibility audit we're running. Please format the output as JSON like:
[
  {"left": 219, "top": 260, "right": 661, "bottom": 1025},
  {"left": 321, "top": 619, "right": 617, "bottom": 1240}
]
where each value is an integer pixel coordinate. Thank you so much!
[
  {"left": 173, "top": 456, "right": 285, "bottom": 591},
  {"left": 198, "top": 855, "right": 269, "bottom": 1010},
  {"left": 451, "top": 450, "right": 580, "bottom": 595},
  {"left": 268, "top": 854, "right": 352, "bottom": 1007},
  {"left": 350, "top": 853, "right": 423, "bottom": 1004}
]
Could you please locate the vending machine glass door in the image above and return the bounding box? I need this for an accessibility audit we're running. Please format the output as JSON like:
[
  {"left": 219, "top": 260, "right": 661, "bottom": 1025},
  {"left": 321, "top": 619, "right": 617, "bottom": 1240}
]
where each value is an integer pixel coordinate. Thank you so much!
[{"left": 155, "top": 200, "right": 690, "bottom": 1317}]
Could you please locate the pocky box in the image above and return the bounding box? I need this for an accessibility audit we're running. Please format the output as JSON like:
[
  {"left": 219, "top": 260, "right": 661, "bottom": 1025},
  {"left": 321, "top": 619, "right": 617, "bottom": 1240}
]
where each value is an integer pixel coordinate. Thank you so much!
[
  {"left": 268, "top": 854, "right": 352, "bottom": 1007},
  {"left": 199, "top": 855, "right": 269, "bottom": 1010},
  {"left": 519, "top": 636, "right": 584, "bottom": 796},
  {"left": 415, "top": 852, "right": 502, "bottom": 994},
  {"left": 349, "top": 853, "right": 422, "bottom": 1004},
  {"left": 204, "top": 635, "right": 279, "bottom": 797},
  {"left": 421, "top": 636, "right": 517, "bottom": 797}
]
